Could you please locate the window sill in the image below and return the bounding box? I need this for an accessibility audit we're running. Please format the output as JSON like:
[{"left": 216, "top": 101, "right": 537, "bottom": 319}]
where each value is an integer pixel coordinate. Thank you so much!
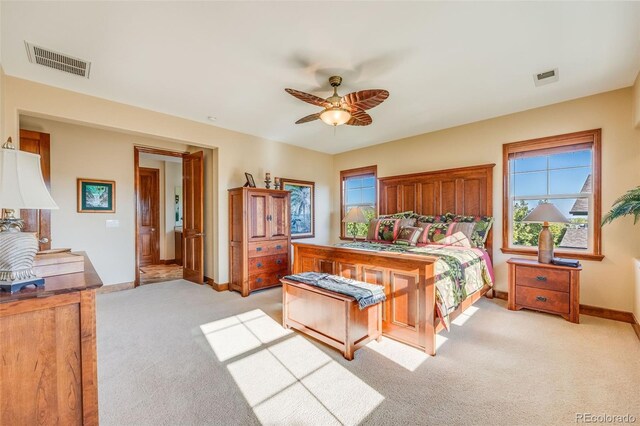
[
  {"left": 339, "top": 236, "right": 367, "bottom": 242},
  {"left": 500, "top": 247, "right": 604, "bottom": 261}
]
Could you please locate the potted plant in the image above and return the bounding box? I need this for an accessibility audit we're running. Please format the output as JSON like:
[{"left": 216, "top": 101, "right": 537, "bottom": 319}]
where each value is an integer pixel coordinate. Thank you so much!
[{"left": 601, "top": 186, "right": 640, "bottom": 225}]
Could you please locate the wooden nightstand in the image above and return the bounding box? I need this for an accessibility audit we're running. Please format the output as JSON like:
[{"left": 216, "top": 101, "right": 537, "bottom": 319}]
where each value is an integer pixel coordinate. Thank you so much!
[{"left": 507, "top": 258, "right": 581, "bottom": 323}]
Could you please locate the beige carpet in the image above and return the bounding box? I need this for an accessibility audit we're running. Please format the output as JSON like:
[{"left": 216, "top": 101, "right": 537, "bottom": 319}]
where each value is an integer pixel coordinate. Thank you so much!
[{"left": 97, "top": 280, "right": 640, "bottom": 425}]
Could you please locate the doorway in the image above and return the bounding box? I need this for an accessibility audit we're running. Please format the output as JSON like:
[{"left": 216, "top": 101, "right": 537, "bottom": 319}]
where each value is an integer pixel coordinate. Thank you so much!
[{"left": 134, "top": 146, "right": 204, "bottom": 286}]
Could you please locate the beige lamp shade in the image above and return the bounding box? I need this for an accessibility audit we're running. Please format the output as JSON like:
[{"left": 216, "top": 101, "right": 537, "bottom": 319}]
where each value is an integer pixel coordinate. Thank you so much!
[
  {"left": 342, "top": 206, "right": 370, "bottom": 224},
  {"left": 522, "top": 202, "right": 569, "bottom": 224},
  {"left": 0, "top": 148, "right": 58, "bottom": 210}
]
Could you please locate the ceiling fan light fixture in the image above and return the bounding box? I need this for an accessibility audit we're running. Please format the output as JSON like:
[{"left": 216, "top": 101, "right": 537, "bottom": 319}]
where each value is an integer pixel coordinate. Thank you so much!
[{"left": 320, "top": 107, "right": 351, "bottom": 126}]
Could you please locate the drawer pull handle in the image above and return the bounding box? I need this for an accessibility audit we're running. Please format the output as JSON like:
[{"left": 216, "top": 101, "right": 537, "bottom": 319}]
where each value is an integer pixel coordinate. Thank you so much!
[
  {"left": 256, "top": 247, "right": 262, "bottom": 252},
  {"left": 256, "top": 278, "right": 263, "bottom": 283},
  {"left": 276, "top": 259, "right": 282, "bottom": 265},
  {"left": 257, "top": 262, "right": 263, "bottom": 268},
  {"left": 536, "top": 276, "right": 547, "bottom": 281},
  {"left": 276, "top": 245, "right": 282, "bottom": 250},
  {"left": 536, "top": 296, "right": 547, "bottom": 302}
]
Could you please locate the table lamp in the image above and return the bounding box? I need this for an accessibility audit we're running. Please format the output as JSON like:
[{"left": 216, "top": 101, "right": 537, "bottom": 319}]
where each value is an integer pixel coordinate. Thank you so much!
[
  {"left": 342, "top": 206, "right": 370, "bottom": 242},
  {"left": 0, "top": 137, "right": 58, "bottom": 293},
  {"left": 522, "top": 202, "right": 569, "bottom": 264}
]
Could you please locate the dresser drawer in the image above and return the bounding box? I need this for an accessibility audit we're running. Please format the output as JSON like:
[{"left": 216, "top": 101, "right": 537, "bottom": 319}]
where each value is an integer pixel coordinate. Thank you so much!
[
  {"left": 248, "top": 240, "right": 288, "bottom": 258},
  {"left": 249, "top": 254, "right": 288, "bottom": 274},
  {"left": 515, "top": 286, "right": 569, "bottom": 314},
  {"left": 515, "top": 266, "right": 570, "bottom": 292},
  {"left": 249, "top": 269, "right": 287, "bottom": 290}
]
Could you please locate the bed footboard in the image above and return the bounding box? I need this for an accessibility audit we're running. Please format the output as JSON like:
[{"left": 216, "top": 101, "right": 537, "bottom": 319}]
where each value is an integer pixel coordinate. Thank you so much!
[{"left": 292, "top": 242, "right": 439, "bottom": 355}]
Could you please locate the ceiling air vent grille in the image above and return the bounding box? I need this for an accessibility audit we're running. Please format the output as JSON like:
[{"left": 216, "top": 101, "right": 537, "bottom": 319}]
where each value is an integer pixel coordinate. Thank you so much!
[
  {"left": 25, "top": 41, "right": 91, "bottom": 78},
  {"left": 533, "top": 68, "right": 559, "bottom": 87}
]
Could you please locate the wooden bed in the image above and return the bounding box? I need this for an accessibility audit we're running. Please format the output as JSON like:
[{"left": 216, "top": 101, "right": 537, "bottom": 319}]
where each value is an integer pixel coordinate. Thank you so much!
[{"left": 291, "top": 163, "right": 495, "bottom": 355}]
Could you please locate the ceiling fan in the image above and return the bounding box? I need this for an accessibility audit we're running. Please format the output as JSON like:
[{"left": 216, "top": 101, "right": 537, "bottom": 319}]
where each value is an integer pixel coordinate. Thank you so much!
[{"left": 285, "top": 76, "right": 389, "bottom": 127}]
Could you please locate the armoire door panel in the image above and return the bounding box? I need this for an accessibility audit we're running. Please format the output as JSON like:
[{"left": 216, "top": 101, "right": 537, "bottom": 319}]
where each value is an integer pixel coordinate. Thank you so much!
[
  {"left": 268, "top": 194, "right": 289, "bottom": 239},
  {"left": 248, "top": 193, "right": 269, "bottom": 240}
]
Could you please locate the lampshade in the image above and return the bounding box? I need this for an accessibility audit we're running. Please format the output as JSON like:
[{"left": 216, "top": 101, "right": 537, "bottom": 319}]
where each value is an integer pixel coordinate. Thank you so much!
[
  {"left": 522, "top": 202, "right": 568, "bottom": 224},
  {"left": 342, "top": 206, "right": 370, "bottom": 224},
  {"left": 0, "top": 148, "right": 58, "bottom": 210},
  {"left": 320, "top": 107, "right": 351, "bottom": 126}
]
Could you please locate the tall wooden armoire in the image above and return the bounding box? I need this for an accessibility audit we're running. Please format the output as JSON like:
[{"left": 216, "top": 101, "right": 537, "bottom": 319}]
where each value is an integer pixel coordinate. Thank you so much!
[{"left": 228, "top": 187, "right": 291, "bottom": 296}]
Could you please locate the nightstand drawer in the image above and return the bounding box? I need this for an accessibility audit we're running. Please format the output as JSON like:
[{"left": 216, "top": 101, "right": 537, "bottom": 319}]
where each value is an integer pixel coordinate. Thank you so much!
[
  {"left": 516, "top": 286, "right": 569, "bottom": 314},
  {"left": 516, "top": 266, "right": 570, "bottom": 293}
]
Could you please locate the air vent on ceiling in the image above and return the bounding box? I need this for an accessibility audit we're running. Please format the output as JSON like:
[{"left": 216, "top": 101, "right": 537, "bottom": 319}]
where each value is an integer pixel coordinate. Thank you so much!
[
  {"left": 533, "top": 68, "right": 559, "bottom": 87},
  {"left": 25, "top": 41, "right": 91, "bottom": 79}
]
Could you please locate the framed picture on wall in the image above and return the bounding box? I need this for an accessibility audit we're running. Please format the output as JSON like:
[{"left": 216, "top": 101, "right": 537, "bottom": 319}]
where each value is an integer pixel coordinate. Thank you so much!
[
  {"left": 77, "top": 178, "right": 116, "bottom": 213},
  {"left": 281, "top": 178, "right": 314, "bottom": 239}
]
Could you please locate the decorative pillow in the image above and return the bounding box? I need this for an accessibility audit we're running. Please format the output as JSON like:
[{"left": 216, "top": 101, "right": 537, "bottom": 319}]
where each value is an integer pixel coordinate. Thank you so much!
[
  {"left": 412, "top": 213, "right": 451, "bottom": 224},
  {"left": 439, "top": 233, "right": 472, "bottom": 248},
  {"left": 450, "top": 215, "right": 494, "bottom": 248},
  {"left": 417, "top": 222, "right": 475, "bottom": 246},
  {"left": 380, "top": 211, "right": 414, "bottom": 219},
  {"left": 367, "top": 218, "right": 401, "bottom": 242},
  {"left": 417, "top": 222, "right": 449, "bottom": 244},
  {"left": 393, "top": 226, "right": 422, "bottom": 246}
]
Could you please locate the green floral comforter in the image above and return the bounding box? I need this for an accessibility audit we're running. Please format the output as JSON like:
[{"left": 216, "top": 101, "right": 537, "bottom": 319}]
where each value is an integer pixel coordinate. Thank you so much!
[{"left": 337, "top": 242, "right": 494, "bottom": 330}]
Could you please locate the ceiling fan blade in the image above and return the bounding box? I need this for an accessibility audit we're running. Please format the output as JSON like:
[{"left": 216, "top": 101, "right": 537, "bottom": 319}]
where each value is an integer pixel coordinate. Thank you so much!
[
  {"left": 285, "top": 88, "right": 331, "bottom": 108},
  {"left": 295, "top": 112, "right": 321, "bottom": 124},
  {"left": 346, "top": 109, "right": 372, "bottom": 126},
  {"left": 342, "top": 89, "right": 389, "bottom": 110}
]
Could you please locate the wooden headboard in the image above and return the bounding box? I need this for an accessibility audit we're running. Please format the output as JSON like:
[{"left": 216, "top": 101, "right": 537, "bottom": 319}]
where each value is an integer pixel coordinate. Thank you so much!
[{"left": 378, "top": 163, "right": 495, "bottom": 257}]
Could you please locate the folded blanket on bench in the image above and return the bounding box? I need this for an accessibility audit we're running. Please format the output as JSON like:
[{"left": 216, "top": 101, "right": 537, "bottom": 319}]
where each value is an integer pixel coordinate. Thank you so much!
[{"left": 284, "top": 272, "right": 386, "bottom": 310}]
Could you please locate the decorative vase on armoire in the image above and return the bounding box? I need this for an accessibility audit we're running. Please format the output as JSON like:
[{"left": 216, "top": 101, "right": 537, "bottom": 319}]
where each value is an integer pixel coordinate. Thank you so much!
[{"left": 228, "top": 187, "right": 291, "bottom": 296}]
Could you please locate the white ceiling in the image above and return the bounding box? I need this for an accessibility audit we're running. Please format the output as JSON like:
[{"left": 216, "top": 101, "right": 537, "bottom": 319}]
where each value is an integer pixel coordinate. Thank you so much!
[{"left": 2, "top": 2, "right": 639, "bottom": 154}]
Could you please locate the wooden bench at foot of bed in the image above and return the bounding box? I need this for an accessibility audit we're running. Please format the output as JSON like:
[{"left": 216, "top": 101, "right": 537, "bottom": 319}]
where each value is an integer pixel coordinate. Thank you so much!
[{"left": 281, "top": 278, "right": 382, "bottom": 360}]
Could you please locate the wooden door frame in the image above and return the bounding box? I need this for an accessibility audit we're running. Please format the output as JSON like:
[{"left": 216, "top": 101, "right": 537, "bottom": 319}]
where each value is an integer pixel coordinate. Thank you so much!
[{"left": 134, "top": 146, "right": 189, "bottom": 287}]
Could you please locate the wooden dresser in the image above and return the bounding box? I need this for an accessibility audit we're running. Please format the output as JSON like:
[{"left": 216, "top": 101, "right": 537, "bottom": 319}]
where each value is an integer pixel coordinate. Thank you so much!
[
  {"left": 0, "top": 253, "right": 102, "bottom": 425},
  {"left": 507, "top": 258, "right": 581, "bottom": 323},
  {"left": 229, "top": 187, "right": 291, "bottom": 296}
]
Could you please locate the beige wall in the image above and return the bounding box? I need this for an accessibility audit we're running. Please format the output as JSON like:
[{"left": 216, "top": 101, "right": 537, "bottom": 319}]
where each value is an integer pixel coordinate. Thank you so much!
[
  {"left": 19, "top": 116, "right": 191, "bottom": 285},
  {"left": 3, "top": 76, "right": 334, "bottom": 286},
  {"left": 333, "top": 88, "right": 640, "bottom": 312}
]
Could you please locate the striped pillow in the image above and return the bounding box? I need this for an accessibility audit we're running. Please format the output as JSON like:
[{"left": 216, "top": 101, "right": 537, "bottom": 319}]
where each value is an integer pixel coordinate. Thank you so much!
[
  {"left": 367, "top": 218, "right": 401, "bottom": 242},
  {"left": 417, "top": 222, "right": 475, "bottom": 246}
]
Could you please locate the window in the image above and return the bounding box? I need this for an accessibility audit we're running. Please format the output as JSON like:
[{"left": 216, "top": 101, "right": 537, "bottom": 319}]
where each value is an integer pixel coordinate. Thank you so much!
[
  {"left": 502, "top": 129, "right": 603, "bottom": 260},
  {"left": 340, "top": 166, "right": 377, "bottom": 239}
]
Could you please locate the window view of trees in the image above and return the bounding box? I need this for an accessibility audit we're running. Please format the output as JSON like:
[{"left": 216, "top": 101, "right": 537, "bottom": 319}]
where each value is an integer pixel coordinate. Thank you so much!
[
  {"left": 510, "top": 148, "right": 592, "bottom": 250},
  {"left": 343, "top": 173, "right": 376, "bottom": 238}
]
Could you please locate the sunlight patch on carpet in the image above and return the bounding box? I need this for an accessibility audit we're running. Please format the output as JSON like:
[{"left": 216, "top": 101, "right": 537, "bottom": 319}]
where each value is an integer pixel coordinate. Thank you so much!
[
  {"left": 451, "top": 305, "right": 480, "bottom": 326},
  {"left": 365, "top": 335, "right": 447, "bottom": 371},
  {"left": 202, "top": 310, "right": 384, "bottom": 425},
  {"left": 200, "top": 309, "right": 292, "bottom": 362}
]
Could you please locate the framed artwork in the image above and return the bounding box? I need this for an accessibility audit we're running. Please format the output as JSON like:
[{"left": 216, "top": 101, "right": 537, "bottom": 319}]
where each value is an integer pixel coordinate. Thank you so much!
[
  {"left": 77, "top": 178, "right": 116, "bottom": 213},
  {"left": 244, "top": 172, "right": 256, "bottom": 188},
  {"left": 282, "top": 178, "right": 315, "bottom": 239}
]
